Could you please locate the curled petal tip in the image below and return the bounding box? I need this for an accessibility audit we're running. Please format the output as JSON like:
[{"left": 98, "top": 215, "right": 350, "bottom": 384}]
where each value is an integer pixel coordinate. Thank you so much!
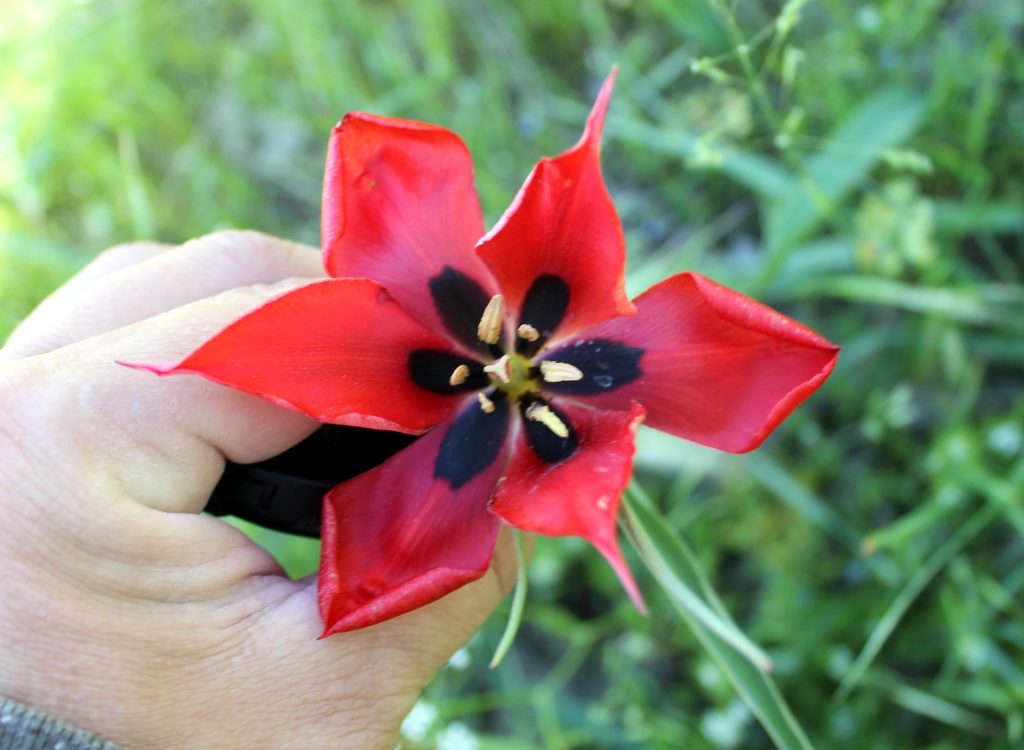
[
  {"left": 623, "top": 575, "right": 649, "bottom": 616},
  {"left": 602, "top": 65, "right": 619, "bottom": 94},
  {"left": 633, "top": 591, "right": 650, "bottom": 617},
  {"left": 582, "top": 67, "right": 618, "bottom": 149},
  {"left": 477, "top": 69, "right": 630, "bottom": 339},
  {"left": 599, "top": 538, "right": 647, "bottom": 615}
]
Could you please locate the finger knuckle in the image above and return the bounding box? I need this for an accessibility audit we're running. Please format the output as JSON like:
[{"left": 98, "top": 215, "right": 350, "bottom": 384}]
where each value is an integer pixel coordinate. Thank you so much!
[
  {"left": 92, "top": 241, "right": 167, "bottom": 269},
  {"left": 190, "top": 229, "right": 277, "bottom": 266},
  {"left": 188, "top": 230, "right": 319, "bottom": 280}
]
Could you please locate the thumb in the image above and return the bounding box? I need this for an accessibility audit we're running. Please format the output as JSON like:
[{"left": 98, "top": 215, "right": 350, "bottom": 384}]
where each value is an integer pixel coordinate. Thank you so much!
[
  {"left": 229, "top": 526, "right": 521, "bottom": 746},
  {"left": 365, "top": 523, "right": 523, "bottom": 678},
  {"left": 402, "top": 524, "right": 528, "bottom": 676}
]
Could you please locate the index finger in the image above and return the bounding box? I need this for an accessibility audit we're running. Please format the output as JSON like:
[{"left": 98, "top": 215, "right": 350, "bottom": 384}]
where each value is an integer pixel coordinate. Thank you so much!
[{"left": 2, "top": 231, "right": 324, "bottom": 360}]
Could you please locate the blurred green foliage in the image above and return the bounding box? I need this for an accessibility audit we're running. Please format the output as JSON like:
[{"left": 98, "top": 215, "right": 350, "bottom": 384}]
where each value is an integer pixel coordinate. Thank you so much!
[{"left": 3, "top": 0, "right": 1024, "bottom": 747}]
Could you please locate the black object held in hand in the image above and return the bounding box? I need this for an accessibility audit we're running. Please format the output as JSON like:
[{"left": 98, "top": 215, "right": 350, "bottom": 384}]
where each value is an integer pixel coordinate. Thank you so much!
[{"left": 205, "top": 425, "right": 417, "bottom": 538}]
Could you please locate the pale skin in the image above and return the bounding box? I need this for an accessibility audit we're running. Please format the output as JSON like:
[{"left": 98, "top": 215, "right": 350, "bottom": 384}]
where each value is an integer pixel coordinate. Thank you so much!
[{"left": 0, "top": 230, "right": 517, "bottom": 749}]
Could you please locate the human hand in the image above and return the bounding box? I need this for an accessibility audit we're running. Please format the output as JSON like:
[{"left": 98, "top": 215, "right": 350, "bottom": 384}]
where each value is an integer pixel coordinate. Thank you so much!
[{"left": 0, "top": 231, "right": 515, "bottom": 749}]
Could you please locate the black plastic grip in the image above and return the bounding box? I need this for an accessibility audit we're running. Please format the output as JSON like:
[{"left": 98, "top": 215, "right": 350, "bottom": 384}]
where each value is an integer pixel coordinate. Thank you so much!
[
  {"left": 203, "top": 424, "right": 418, "bottom": 539},
  {"left": 206, "top": 462, "right": 331, "bottom": 538}
]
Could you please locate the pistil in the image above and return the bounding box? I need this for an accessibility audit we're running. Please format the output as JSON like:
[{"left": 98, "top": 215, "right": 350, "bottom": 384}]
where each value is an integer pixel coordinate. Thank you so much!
[{"left": 483, "top": 354, "right": 512, "bottom": 384}]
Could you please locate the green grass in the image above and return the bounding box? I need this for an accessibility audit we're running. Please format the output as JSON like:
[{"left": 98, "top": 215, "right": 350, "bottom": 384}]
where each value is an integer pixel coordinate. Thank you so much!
[{"left": 3, "top": 0, "right": 1024, "bottom": 747}]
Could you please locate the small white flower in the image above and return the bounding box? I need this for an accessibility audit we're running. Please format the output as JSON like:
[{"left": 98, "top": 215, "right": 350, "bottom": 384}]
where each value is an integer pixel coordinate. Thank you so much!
[
  {"left": 447, "top": 647, "right": 471, "bottom": 670},
  {"left": 435, "top": 721, "right": 480, "bottom": 750},
  {"left": 989, "top": 422, "right": 1023, "bottom": 457},
  {"left": 400, "top": 701, "right": 438, "bottom": 743},
  {"left": 696, "top": 659, "right": 724, "bottom": 690},
  {"left": 701, "top": 698, "right": 752, "bottom": 749}
]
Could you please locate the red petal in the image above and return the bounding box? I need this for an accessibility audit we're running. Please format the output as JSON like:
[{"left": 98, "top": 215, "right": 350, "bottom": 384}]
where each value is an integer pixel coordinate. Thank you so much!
[
  {"left": 138, "top": 279, "right": 464, "bottom": 434},
  {"left": 547, "top": 273, "right": 839, "bottom": 453},
  {"left": 322, "top": 113, "right": 498, "bottom": 345},
  {"left": 319, "top": 400, "right": 512, "bottom": 634},
  {"left": 490, "top": 400, "right": 647, "bottom": 611},
  {"left": 476, "top": 69, "right": 634, "bottom": 341}
]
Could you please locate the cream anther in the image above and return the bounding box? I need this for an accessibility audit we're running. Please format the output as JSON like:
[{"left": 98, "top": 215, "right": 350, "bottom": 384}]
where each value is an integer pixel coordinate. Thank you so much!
[
  {"left": 540, "top": 360, "right": 583, "bottom": 383},
  {"left": 477, "top": 294, "right": 505, "bottom": 344},
  {"left": 449, "top": 364, "right": 470, "bottom": 386},
  {"left": 525, "top": 402, "right": 569, "bottom": 438},
  {"left": 477, "top": 392, "right": 496, "bottom": 413},
  {"left": 517, "top": 324, "right": 540, "bottom": 342}
]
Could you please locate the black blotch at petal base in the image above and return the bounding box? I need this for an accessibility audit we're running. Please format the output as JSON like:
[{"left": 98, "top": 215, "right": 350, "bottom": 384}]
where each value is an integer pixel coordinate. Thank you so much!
[
  {"left": 428, "top": 266, "right": 493, "bottom": 352},
  {"left": 408, "top": 350, "right": 486, "bottom": 393},
  {"left": 542, "top": 338, "right": 643, "bottom": 395},
  {"left": 517, "top": 274, "right": 570, "bottom": 356},
  {"left": 521, "top": 397, "right": 578, "bottom": 464},
  {"left": 434, "top": 396, "right": 511, "bottom": 490}
]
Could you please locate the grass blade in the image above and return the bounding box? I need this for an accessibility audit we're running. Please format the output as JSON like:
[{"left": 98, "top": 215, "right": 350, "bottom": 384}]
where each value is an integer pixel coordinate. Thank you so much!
[
  {"left": 765, "top": 87, "right": 926, "bottom": 254},
  {"left": 861, "top": 670, "right": 1003, "bottom": 737},
  {"left": 624, "top": 483, "right": 815, "bottom": 750},
  {"left": 624, "top": 497, "right": 773, "bottom": 671},
  {"left": 834, "top": 504, "right": 999, "bottom": 703}
]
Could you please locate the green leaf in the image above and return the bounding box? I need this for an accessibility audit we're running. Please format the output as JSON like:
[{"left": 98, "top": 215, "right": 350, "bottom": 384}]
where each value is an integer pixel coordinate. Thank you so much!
[
  {"left": 623, "top": 483, "right": 815, "bottom": 750},
  {"left": 782, "top": 275, "right": 1024, "bottom": 333},
  {"left": 613, "top": 116, "right": 795, "bottom": 199},
  {"left": 834, "top": 504, "right": 999, "bottom": 703},
  {"left": 739, "top": 452, "right": 905, "bottom": 586},
  {"left": 765, "top": 88, "right": 926, "bottom": 255},
  {"left": 860, "top": 669, "right": 1003, "bottom": 737},
  {"left": 720, "top": 149, "right": 796, "bottom": 199},
  {"left": 932, "top": 200, "right": 1024, "bottom": 236}
]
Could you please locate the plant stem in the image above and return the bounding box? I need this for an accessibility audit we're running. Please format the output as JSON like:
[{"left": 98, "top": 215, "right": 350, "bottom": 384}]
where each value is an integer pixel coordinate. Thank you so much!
[{"left": 490, "top": 528, "right": 528, "bottom": 669}]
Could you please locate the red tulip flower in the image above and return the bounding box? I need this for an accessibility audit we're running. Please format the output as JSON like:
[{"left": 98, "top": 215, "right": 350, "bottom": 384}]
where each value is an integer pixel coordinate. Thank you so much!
[{"left": 136, "top": 71, "right": 838, "bottom": 636}]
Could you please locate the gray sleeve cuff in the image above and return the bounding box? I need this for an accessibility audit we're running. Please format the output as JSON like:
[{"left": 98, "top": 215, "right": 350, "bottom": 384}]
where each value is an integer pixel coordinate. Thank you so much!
[{"left": 0, "top": 696, "right": 126, "bottom": 750}]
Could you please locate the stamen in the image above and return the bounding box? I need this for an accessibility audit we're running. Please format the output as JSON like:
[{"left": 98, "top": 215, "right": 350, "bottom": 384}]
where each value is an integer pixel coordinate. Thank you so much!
[
  {"left": 477, "top": 294, "right": 505, "bottom": 344},
  {"left": 477, "top": 392, "right": 496, "bottom": 413},
  {"left": 540, "top": 360, "right": 584, "bottom": 383},
  {"left": 517, "top": 324, "right": 540, "bottom": 342},
  {"left": 482, "top": 354, "right": 512, "bottom": 384},
  {"left": 449, "top": 364, "right": 470, "bottom": 386},
  {"left": 525, "top": 402, "right": 569, "bottom": 438}
]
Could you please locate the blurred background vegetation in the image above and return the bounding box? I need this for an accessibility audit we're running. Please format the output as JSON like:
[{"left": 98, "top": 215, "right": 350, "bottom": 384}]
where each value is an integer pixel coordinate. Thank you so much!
[{"left": 3, "top": 0, "right": 1023, "bottom": 747}]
